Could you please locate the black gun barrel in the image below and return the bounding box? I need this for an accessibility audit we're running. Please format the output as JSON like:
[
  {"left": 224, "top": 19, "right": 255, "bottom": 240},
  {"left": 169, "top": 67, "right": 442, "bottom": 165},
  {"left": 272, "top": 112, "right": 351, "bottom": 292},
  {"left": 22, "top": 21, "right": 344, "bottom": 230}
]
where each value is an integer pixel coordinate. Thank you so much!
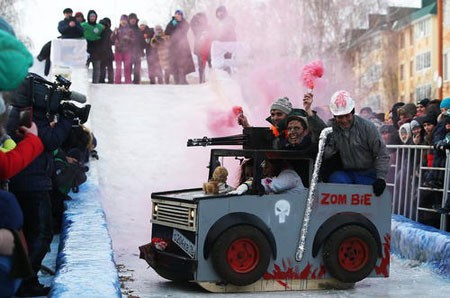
[
  {"left": 187, "top": 127, "right": 275, "bottom": 149},
  {"left": 187, "top": 134, "right": 246, "bottom": 147}
]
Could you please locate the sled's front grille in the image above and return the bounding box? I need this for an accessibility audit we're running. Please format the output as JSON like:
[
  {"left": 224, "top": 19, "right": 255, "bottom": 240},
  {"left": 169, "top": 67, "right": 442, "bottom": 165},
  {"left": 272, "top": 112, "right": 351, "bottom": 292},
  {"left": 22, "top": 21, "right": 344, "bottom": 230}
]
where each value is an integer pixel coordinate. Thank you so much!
[{"left": 151, "top": 199, "right": 197, "bottom": 231}]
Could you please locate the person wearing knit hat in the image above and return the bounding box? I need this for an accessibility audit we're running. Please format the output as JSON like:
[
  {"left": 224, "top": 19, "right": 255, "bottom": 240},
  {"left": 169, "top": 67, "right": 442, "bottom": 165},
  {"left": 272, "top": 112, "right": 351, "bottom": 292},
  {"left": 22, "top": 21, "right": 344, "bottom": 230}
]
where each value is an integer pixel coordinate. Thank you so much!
[
  {"left": 128, "top": 13, "right": 145, "bottom": 84},
  {"left": 379, "top": 124, "right": 400, "bottom": 145},
  {"left": 397, "top": 103, "right": 416, "bottom": 126},
  {"left": 111, "top": 15, "right": 133, "bottom": 83},
  {"left": 420, "top": 115, "right": 437, "bottom": 126},
  {"left": 271, "top": 97, "right": 292, "bottom": 116},
  {"left": 440, "top": 97, "right": 450, "bottom": 110},
  {"left": 0, "top": 17, "right": 15, "bottom": 36},
  {"left": 0, "top": 18, "right": 33, "bottom": 92},
  {"left": 128, "top": 13, "right": 139, "bottom": 21},
  {"left": 165, "top": 9, "right": 195, "bottom": 84},
  {"left": 416, "top": 98, "right": 430, "bottom": 117},
  {"left": 175, "top": 9, "right": 184, "bottom": 17},
  {"left": 75, "top": 12, "right": 85, "bottom": 23},
  {"left": 237, "top": 96, "right": 292, "bottom": 129}
]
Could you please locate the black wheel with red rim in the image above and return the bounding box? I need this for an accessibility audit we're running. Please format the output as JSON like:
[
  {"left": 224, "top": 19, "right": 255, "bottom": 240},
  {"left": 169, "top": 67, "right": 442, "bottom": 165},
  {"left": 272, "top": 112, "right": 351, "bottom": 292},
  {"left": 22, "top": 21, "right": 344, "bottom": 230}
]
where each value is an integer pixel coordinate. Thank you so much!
[
  {"left": 211, "top": 225, "right": 271, "bottom": 286},
  {"left": 322, "top": 225, "right": 377, "bottom": 283}
]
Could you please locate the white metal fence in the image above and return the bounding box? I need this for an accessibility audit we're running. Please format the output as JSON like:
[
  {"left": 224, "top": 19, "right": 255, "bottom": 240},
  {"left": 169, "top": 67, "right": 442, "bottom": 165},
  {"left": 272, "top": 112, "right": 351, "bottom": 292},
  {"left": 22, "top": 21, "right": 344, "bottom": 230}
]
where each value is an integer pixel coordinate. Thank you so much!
[{"left": 386, "top": 144, "right": 449, "bottom": 231}]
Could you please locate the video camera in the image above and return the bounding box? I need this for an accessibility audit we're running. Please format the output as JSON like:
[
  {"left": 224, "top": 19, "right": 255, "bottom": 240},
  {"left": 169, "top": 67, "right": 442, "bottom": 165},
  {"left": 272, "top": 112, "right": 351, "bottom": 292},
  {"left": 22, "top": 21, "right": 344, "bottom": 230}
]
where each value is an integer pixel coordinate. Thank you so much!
[{"left": 9, "top": 73, "right": 91, "bottom": 124}]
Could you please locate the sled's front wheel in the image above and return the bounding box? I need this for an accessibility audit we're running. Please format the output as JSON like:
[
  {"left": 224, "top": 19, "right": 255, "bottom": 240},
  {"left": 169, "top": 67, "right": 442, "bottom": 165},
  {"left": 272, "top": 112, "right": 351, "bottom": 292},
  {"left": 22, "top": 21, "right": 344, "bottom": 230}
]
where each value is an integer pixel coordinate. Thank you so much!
[{"left": 211, "top": 225, "right": 271, "bottom": 286}]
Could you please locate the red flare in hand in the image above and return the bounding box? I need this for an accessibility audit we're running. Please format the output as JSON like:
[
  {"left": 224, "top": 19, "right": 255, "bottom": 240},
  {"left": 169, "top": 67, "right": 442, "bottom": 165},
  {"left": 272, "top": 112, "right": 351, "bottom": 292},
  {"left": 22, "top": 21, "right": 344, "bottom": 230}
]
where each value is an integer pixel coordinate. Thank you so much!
[
  {"left": 302, "top": 60, "right": 324, "bottom": 90},
  {"left": 232, "top": 106, "right": 243, "bottom": 116}
]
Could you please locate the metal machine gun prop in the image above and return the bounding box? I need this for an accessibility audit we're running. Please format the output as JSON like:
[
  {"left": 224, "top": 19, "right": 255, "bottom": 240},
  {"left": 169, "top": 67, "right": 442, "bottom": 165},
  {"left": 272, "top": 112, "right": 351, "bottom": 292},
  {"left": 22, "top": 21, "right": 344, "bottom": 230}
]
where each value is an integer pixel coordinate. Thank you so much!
[{"left": 187, "top": 127, "right": 275, "bottom": 149}]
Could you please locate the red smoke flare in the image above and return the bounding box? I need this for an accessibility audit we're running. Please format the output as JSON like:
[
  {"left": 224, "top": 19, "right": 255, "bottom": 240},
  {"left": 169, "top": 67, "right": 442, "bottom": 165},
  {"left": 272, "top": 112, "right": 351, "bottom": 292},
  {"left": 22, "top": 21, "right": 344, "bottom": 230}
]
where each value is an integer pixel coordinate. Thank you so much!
[
  {"left": 232, "top": 106, "right": 243, "bottom": 116},
  {"left": 302, "top": 60, "right": 324, "bottom": 90}
]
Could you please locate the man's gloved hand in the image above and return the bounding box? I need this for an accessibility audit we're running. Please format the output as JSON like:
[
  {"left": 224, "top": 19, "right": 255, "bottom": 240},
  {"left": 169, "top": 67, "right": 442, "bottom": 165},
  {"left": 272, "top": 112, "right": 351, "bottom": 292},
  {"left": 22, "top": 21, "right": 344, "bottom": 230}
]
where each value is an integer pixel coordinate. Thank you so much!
[
  {"left": 372, "top": 179, "right": 386, "bottom": 196},
  {"left": 228, "top": 183, "right": 249, "bottom": 195},
  {"left": 171, "top": 19, "right": 178, "bottom": 26},
  {"left": 433, "top": 141, "right": 445, "bottom": 151}
]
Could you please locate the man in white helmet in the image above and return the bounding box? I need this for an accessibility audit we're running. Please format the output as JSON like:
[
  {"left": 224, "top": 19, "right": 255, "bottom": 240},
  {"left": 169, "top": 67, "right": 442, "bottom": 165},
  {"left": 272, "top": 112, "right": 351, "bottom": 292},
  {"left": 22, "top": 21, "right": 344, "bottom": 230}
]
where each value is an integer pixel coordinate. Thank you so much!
[{"left": 323, "top": 90, "right": 390, "bottom": 196}]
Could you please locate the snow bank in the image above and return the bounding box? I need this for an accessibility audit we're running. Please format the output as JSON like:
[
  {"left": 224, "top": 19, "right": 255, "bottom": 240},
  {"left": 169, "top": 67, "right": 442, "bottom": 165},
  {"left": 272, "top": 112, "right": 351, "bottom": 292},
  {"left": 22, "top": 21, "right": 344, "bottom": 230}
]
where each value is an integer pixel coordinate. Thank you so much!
[
  {"left": 391, "top": 214, "right": 450, "bottom": 276},
  {"left": 50, "top": 166, "right": 121, "bottom": 297}
]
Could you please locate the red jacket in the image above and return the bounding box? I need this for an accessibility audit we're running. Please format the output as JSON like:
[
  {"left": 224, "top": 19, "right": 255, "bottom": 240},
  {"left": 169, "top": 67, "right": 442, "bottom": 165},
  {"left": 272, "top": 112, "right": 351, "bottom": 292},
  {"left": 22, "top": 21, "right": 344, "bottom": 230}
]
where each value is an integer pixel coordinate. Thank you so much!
[{"left": 0, "top": 133, "right": 44, "bottom": 180}]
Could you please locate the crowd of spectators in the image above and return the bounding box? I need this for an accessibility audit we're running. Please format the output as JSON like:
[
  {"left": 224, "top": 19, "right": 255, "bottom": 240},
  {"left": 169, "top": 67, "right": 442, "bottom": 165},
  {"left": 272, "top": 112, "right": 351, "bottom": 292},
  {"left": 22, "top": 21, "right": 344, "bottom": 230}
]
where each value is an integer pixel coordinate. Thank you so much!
[
  {"left": 362, "top": 98, "right": 450, "bottom": 217},
  {"left": 40, "top": 6, "right": 237, "bottom": 85},
  {"left": 1, "top": 15, "right": 98, "bottom": 297}
]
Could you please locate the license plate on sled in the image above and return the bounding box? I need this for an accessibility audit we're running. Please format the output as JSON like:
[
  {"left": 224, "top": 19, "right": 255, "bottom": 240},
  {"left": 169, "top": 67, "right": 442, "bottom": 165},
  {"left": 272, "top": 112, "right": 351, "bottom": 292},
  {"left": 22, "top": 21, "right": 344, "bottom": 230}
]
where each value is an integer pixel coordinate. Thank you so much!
[{"left": 172, "top": 229, "right": 195, "bottom": 258}]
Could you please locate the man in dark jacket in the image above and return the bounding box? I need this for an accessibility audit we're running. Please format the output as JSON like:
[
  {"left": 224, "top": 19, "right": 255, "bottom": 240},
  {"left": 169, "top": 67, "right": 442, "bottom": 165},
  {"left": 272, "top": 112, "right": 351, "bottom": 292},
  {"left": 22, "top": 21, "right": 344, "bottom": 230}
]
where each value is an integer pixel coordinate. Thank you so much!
[
  {"left": 323, "top": 90, "right": 390, "bottom": 196},
  {"left": 6, "top": 79, "right": 73, "bottom": 296},
  {"left": 165, "top": 10, "right": 195, "bottom": 84},
  {"left": 99, "top": 17, "right": 114, "bottom": 84},
  {"left": 128, "top": 13, "right": 145, "bottom": 84},
  {"left": 57, "top": 8, "right": 84, "bottom": 39}
]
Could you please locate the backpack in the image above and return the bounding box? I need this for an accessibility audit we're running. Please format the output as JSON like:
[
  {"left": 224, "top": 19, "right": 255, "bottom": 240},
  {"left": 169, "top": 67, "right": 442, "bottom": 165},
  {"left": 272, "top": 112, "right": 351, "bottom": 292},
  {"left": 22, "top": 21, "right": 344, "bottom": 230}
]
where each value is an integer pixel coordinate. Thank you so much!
[{"left": 53, "top": 150, "right": 88, "bottom": 194}]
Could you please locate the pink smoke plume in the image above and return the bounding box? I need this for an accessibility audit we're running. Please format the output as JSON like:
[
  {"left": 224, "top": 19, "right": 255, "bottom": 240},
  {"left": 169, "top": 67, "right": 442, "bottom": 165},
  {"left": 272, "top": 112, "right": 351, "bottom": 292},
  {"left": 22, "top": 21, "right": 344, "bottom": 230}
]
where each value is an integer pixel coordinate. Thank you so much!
[
  {"left": 207, "top": 106, "right": 243, "bottom": 136},
  {"left": 301, "top": 60, "right": 324, "bottom": 91}
]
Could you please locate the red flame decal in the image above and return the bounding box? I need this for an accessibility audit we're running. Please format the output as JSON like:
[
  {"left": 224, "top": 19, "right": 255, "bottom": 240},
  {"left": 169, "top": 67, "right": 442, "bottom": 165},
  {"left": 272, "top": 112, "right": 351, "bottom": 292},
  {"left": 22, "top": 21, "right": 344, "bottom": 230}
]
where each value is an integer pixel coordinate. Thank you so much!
[
  {"left": 264, "top": 259, "right": 327, "bottom": 289},
  {"left": 374, "top": 233, "right": 391, "bottom": 277}
]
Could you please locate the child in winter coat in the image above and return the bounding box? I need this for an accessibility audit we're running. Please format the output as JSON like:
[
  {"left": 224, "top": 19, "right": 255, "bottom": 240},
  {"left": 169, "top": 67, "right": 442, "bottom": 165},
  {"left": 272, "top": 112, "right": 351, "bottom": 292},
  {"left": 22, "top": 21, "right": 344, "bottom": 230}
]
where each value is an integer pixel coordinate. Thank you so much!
[
  {"left": 140, "top": 21, "right": 163, "bottom": 84},
  {"left": 151, "top": 25, "right": 171, "bottom": 84}
]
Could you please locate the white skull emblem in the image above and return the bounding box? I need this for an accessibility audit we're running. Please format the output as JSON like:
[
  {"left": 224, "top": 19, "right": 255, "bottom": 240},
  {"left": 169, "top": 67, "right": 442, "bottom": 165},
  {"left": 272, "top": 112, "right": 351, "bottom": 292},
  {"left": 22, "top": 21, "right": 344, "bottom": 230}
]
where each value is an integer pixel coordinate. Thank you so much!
[{"left": 275, "top": 200, "right": 290, "bottom": 224}]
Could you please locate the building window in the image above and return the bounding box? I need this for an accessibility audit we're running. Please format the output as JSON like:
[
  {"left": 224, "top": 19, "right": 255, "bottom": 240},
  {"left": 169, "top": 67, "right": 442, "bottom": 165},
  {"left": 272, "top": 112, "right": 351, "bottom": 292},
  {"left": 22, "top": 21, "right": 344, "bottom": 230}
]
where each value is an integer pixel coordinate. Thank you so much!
[
  {"left": 409, "top": 27, "right": 414, "bottom": 45},
  {"left": 410, "top": 60, "right": 414, "bottom": 77},
  {"left": 415, "top": 84, "right": 432, "bottom": 100},
  {"left": 416, "top": 52, "right": 431, "bottom": 71},
  {"left": 445, "top": 51, "right": 450, "bottom": 81},
  {"left": 399, "top": 33, "right": 405, "bottom": 49},
  {"left": 445, "top": 0, "right": 450, "bottom": 27},
  {"left": 400, "top": 64, "right": 404, "bottom": 80},
  {"left": 415, "top": 18, "right": 430, "bottom": 39},
  {"left": 362, "top": 64, "right": 382, "bottom": 85}
]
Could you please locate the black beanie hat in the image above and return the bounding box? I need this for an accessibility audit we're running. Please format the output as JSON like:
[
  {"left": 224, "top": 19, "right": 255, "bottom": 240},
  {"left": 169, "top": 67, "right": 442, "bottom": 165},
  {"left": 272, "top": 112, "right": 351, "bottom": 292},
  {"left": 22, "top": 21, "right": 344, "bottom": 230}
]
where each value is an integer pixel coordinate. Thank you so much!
[
  {"left": 420, "top": 115, "right": 437, "bottom": 126},
  {"left": 417, "top": 98, "right": 430, "bottom": 107},
  {"left": 128, "top": 13, "right": 138, "bottom": 21}
]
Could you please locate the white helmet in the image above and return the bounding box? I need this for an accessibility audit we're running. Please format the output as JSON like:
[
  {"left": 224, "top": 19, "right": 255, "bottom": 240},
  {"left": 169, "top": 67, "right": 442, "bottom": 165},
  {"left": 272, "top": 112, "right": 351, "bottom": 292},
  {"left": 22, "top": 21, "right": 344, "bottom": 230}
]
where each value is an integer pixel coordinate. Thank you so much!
[{"left": 329, "top": 90, "right": 356, "bottom": 116}]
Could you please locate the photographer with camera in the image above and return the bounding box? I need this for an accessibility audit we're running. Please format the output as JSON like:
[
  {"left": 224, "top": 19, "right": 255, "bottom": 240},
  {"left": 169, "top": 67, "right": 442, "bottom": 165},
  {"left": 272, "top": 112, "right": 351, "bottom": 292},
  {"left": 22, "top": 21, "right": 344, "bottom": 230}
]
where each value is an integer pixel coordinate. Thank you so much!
[
  {"left": 6, "top": 73, "right": 90, "bottom": 297},
  {"left": 1, "top": 17, "right": 48, "bottom": 297}
]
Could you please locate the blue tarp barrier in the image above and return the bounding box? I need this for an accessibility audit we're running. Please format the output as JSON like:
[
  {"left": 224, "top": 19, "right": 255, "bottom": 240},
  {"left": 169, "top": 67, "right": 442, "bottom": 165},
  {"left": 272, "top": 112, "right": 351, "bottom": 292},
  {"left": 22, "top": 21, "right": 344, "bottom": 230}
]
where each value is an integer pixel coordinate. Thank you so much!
[
  {"left": 50, "top": 168, "right": 121, "bottom": 297},
  {"left": 391, "top": 214, "right": 450, "bottom": 277}
]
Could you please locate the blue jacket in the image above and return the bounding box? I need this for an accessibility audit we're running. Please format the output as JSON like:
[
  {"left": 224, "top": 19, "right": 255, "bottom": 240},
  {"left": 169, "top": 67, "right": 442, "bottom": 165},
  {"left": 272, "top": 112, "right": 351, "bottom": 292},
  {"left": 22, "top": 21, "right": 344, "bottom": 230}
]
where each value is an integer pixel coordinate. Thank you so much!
[
  {"left": 7, "top": 107, "right": 73, "bottom": 191},
  {"left": 58, "top": 18, "right": 84, "bottom": 39}
]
